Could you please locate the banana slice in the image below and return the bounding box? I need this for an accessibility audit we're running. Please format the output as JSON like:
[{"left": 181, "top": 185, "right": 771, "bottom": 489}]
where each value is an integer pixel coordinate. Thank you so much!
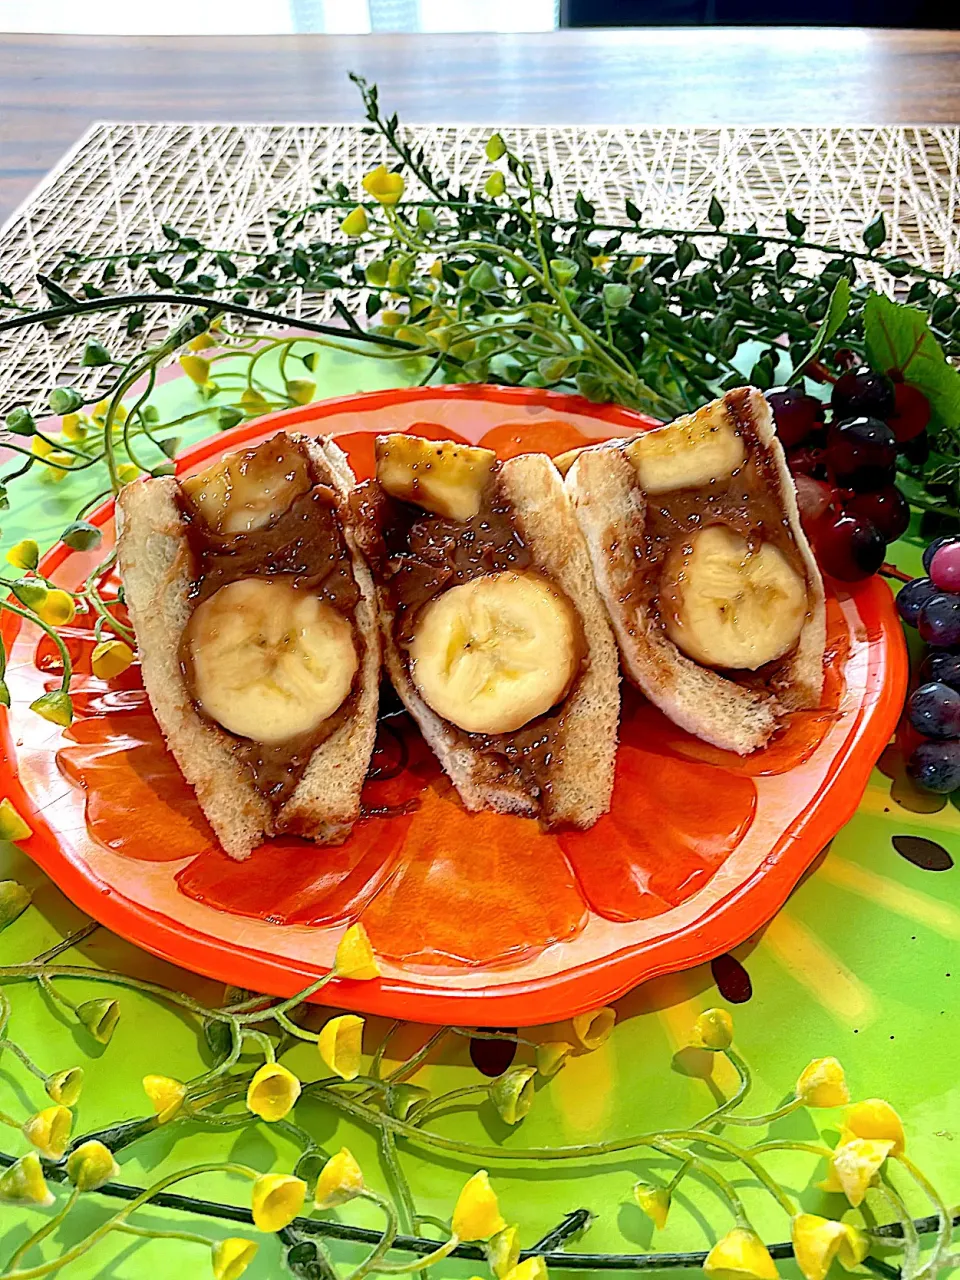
[
  {"left": 625, "top": 402, "right": 745, "bottom": 494},
  {"left": 661, "top": 525, "right": 807, "bottom": 670},
  {"left": 185, "top": 577, "right": 357, "bottom": 743},
  {"left": 409, "top": 571, "right": 579, "bottom": 734},
  {"left": 376, "top": 434, "right": 497, "bottom": 521},
  {"left": 182, "top": 436, "right": 312, "bottom": 534}
]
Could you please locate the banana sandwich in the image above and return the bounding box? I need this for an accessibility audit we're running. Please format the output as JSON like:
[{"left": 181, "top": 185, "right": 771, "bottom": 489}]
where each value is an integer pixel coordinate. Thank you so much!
[
  {"left": 564, "top": 387, "right": 826, "bottom": 755},
  {"left": 116, "top": 432, "right": 380, "bottom": 859},
  {"left": 356, "top": 435, "right": 621, "bottom": 828}
]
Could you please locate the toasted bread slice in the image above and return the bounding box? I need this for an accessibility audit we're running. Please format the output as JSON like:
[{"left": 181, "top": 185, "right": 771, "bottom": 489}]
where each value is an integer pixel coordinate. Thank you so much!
[
  {"left": 366, "top": 446, "right": 620, "bottom": 829},
  {"left": 115, "top": 432, "right": 380, "bottom": 859},
  {"left": 566, "top": 388, "right": 826, "bottom": 755}
]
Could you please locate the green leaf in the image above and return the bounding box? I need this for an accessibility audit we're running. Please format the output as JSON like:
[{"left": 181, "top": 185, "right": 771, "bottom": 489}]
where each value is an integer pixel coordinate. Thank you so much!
[
  {"left": 864, "top": 292, "right": 960, "bottom": 429},
  {"left": 785, "top": 210, "right": 806, "bottom": 238},
  {"left": 862, "top": 212, "right": 887, "bottom": 251},
  {"left": 707, "top": 196, "right": 725, "bottom": 229},
  {"left": 624, "top": 199, "right": 642, "bottom": 223},
  {"left": 787, "top": 277, "right": 851, "bottom": 385},
  {"left": 148, "top": 268, "right": 174, "bottom": 288},
  {"left": 775, "top": 248, "right": 796, "bottom": 279},
  {"left": 675, "top": 241, "right": 695, "bottom": 272},
  {"left": 126, "top": 309, "right": 145, "bottom": 336},
  {"left": 60, "top": 521, "right": 102, "bottom": 552},
  {"left": 161, "top": 224, "right": 180, "bottom": 243}
]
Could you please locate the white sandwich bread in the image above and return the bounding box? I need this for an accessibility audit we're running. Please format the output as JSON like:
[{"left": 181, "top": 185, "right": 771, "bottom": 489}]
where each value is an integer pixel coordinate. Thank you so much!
[
  {"left": 564, "top": 387, "right": 826, "bottom": 755},
  {"left": 359, "top": 434, "right": 621, "bottom": 828},
  {"left": 115, "top": 431, "right": 380, "bottom": 859}
]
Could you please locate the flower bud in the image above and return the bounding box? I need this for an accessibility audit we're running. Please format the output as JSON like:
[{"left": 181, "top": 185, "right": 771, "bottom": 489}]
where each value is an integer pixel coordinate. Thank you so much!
[
  {"left": 285, "top": 379, "right": 315, "bottom": 406},
  {"left": 36, "top": 589, "right": 76, "bottom": 627},
  {"left": 91, "top": 639, "right": 135, "bottom": 680},
  {"left": 796, "top": 1057, "right": 849, "bottom": 1108},
  {"left": 317, "top": 1014, "right": 363, "bottom": 1082},
  {"left": 452, "top": 1170, "right": 506, "bottom": 1242},
  {"left": 13, "top": 579, "right": 47, "bottom": 610},
  {"left": 180, "top": 354, "right": 211, "bottom": 386},
  {"left": 0, "top": 802, "right": 32, "bottom": 844},
  {"left": 842, "top": 1098, "right": 905, "bottom": 1156},
  {"left": 66, "top": 1139, "right": 119, "bottom": 1191},
  {"left": 217, "top": 407, "right": 243, "bottom": 431},
  {"left": 189, "top": 332, "right": 217, "bottom": 352},
  {"left": 386, "top": 1083, "right": 429, "bottom": 1121},
  {"left": 820, "top": 1137, "right": 894, "bottom": 1207},
  {"left": 486, "top": 1224, "right": 520, "bottom": 1279},
  {"left": 549, "top": 257, "right": 578, "bottom": 286},
  {"left": 251, "top": 1172, "right": 306, "bottom": 1232},
  {"left": 0, "top": 877, "right": 31, "bottom": 925},
  {"left": 144, "top": 1074, "right": 187, "bottom": 1123},
  {"left": 38, "top": 451, "right": 74, "bottom": 484},
  {"left": 467, "top": 262, "right": 499, "bottom": 294},
  {"left": 703, "top": 1227, "right": 778, "bottom": 1280},
  {"left": 117, "top": 464, "right": 139, "bottom": 486},
  {"left": 49, "top": 387, "right": 83, "bottom": 415},
  {"left": 314, "top": 1146, "right": 364, "bottom": 1209},
  {"left": 46, "top": 1066, "right": 83, "bottom": 1106},
  {"left": 362, "top": 164, "right": 405, "bottom": 206},
  {"left": 340, "top": 206, "right": 369, "bottom": 237},
  {"left": 692, "top": 1008, "right": 734, "bottom": 1051},
  {"left": 240, "top": 388, "right": 269, "bottom": 414},
  {"left": 335, "top": 922, "right": 380, "bottom": 980},
  {"left": 571, "top": 1007, "right": 615, "bottom": 1051},
  {"left": 429, "top": 259, "right": 444, "bottom": 281},
  {"left": 23, "top": 1104, "right": 72, "bottom": 1160},
  {"left": 5, "top": 407, "right": 36, "bottom": 436},
  {"left": 61, "top": 414, "right": 88, "bottom": 442},
  {"left": 365, "top": 258, "right": 390, "bottom": 287},
  {"left": 60, "top": 520, "right": 102, "bottom": 552},
  {"left": 535, "top": 1042, "right": 572, "bottom": 1078},
  {"left": 790, "top": 1214, "right": 867, "bottom": 1280},
  {"left": 77, "top": 996, "right": 120, "bottom": 1044},
  {"left": 632, "top": 1182, "right": 670, "bottom": 1230},
  {"left": 82, "top": 339, "right": 113, "bottom": 368},
  {"left": 490, "top": 1067, "right": 536, "bottom": 1126},
  {"left": 246, "top": 1062, "right": 301, "bottom": 1122},
  {"left": 6, "top": 538, "right": 39, "bottom": 570},
  {"left": 503, "top": 1261, "right": 547, "bottom": 1280},
  {"left": 30, "top": 691, "right": 74, "bottom": 728},
  {"left": 485, "top": 133, "right": 507, "bottom": 162},
  {"left": 602, "top": 283, "right": 633, "bottom": 310},
  {"left": 212, "top": 1237, "right": 258, "bottom": 1280},
  {"left": 484, "top": 171, "right": 506, "bottom": 199},
  {"left": 0, "top": 1152, "right": 53, "bottom": 1206}
]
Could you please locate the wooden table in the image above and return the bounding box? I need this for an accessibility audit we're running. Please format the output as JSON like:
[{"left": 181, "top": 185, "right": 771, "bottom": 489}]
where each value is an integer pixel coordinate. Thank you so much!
[{"left": 1, "top": 28, "right": 959, "bottom": 226}]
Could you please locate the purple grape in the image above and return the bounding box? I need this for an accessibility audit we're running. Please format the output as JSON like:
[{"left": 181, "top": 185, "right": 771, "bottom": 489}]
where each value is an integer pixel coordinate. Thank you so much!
[
  {"left": 907, "top": 682, "right": 960, "bottom": 738},
  {"left": 923, "top": 536, "right": 959, "bottom": 575},
  {"left": 918, "top": 593, "right": 960, "bottom": 648},
  {"left": 930, "top": 541, "right": 960, "bottom": 593},
  {"left": 920, "top": 651, "right": 960, "bottom": 692},
  {"left": 825, "top": 416, "right": 897, "bottom": 491},
  {"left": 896, "top": 576, "right": 936, "bottom": 627},
  {"left": 908, "top": 740, "right": 960, "bottom": 794},
  {"left": 831, "top": 369, "right": 896, "bottom": 420}
]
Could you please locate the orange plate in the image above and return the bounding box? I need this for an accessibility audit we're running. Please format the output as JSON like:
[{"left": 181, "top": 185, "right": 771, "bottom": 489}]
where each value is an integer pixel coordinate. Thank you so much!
[{"left": 0, "top": 385, "right": 908, "bottom": 1025}]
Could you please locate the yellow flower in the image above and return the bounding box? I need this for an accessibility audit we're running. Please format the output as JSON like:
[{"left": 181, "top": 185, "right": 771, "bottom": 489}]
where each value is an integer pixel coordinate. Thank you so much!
[
  {"left": 490, "top": 1067, "right": 536, "bottom": 1125},
  {"left": 144, "top": 1074, "right": 187, "bottom": 1123},
  {"left": 429, "top": 259, "right": 444, "bottom": 280},
  {"left": 6, "top": 539, "right": 39, "bottom": 570},
  {"left": 486, "top": 1224, "right": 520, "bottom": 1278},
  {"left": 626, "top": 256, "right": 646, "bottom": 274},
  {"left": 212, "top": 1238, "right": 258, "bottom": 1280},
  {"left": 790, "top": 1214, "right": 870, "bottom": 1280},
  {"left": 841, "top": 1099, "right": 905, "bottom": 1157},
  {"left": 503, "top": 1261, "right": 547, "bottom": 1280},
  {"left": 61, "top": 413, "right": 89, "bottom": 442},
  {"left": 0, "top": 879, "right": 31, "bottom": 928},
  {"left": 240, "top": 387, "right": 269, "bottom": 413},
  {"left": 66, "top": 1139, "right": 120, "bottom": 1191},
  {"left": 632, "top": 1182, "right": 671, "bottom": 1230},
  {"left": 591, "top": 253, "right": 612, "bottom": 269},
  {"left": 93, "top": 400, "right": 128, "bottom": 425},
  {"left": 314, "top": 1146, "right": 364, "bottom": 1209},
  {"left": 340, "top": 206, "right": 369, "bottom": 236},
  {"left": 535, "top": 1042, "right": 572, "bottom": 1078},
  {"left": 77, "top": 996, "right": 120, "bottom": 1044},
  {"left": 362, "top": 164, "right": 405, "bottom": 206},
  {"left": 91, "top": 639, "right": 135, "bottom": 680},
  {"left": 117, "top": 464, "right": 139, "bottom": 486},
  {"left": 285, "top": 378, "right": 315, "bottom": 406},
  {"left": 23, "top": 1104, "right": 72, "bottom": 1160},
  {"left": 180, "top": 354, "right": 211, "bottom": 385},
  {"left": 46, "top": 1066, "right": 84, "bottom": 1106},
  {"left": 820, "top": 1137, "right": 894, "bottom": 1207},
  {"left": 251, "top": 1172, "right": 306, "bottom": 1232},
  {"left": 247, "top": 1062, "right": 301, "bottom": 1122},
  {"left": 704, "top": 1228, "right": 779, "bottom": 1280},
  {"left": 452, "top": 1170, "right": 507, "bottom": 1242},
  {"left": 335, "top": 922, "right": 380, "bottom": 981},
  {"left": 692, "top": 1008, "right": 734, "bottom": 1051},
  {"left": 317, "top": 1014, "right": 363, "bottom": 1081},
  {"left": 37, "top": 450, "right": 74, "bottom": 483},
  {"left": 796, "top": 1057, "right": 849, "bottom": 1108},
  {"left": 0, "top": 1153, "right": 54, "bottom": 1207},
  {"left": 31, "top": 435, "right": 54, "bottom": 458},
  {"left": 189, "top": 332, "right": 217, "bottom": 351},
  {"left": 0, "top": 799, "right": 33, "bottom": 842},
  {"left": 571, "top": 1007, "right": 616, "bottom": 1050},
  {"left": 35, "top": 588, "right": 76, "bottom": 627}
]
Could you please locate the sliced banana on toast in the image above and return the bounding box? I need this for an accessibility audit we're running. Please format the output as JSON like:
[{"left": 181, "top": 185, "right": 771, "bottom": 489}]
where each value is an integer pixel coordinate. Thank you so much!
[
  {"left": 116, "top": 432, "right": 380, "bottom": 859},
  {"left": 565, "top": 388, "right": 826, "bottom": 755},
  {"left": 358, "top": 433, "right": 620, "bottom": 829}
]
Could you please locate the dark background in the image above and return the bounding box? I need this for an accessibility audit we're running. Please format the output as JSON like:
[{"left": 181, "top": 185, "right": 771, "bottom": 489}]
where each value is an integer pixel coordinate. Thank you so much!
[{"left": 561, "top": 0, "right": 954, "bottom": 24}]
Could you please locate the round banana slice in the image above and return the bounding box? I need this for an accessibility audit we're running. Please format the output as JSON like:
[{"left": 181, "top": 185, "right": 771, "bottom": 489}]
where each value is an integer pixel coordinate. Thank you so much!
[
  {"left": 661, "top": 525, "right": 807, "bottom": 670},
  {"left": 185, "top": 578, "right": 357, "bottom": 743},
  {"left": 409, "top": 571, "right": 580, "bottom": 736}
]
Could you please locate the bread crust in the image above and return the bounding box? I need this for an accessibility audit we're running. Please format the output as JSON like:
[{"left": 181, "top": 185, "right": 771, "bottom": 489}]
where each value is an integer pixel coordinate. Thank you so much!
[
  {"left": 373, "top": 452, "right": 620, "bottom": 828},
  {"left": 566, "top": 387, "right": 826, "bottom": 755},
  {"left": 115, "top": 432, "right": 380, "bottom": 859}
]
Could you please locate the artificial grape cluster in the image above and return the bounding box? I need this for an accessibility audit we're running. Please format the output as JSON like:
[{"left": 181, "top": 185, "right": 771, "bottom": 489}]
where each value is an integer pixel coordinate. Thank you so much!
[
  {"left": 896, "top": 536, "right": 960, "bottom": 794},
  {"left": 767, "top": 368, "right": 929, "bottom": 582}
]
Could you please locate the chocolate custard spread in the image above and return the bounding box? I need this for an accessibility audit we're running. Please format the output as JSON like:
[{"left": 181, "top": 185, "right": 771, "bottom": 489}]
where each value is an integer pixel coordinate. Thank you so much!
[
  {"left": 180, "top": 438, "right": 362, "bottom": 810},
  {"left": 355, "top": 471, "right": 586, "bottom": 802},
  {"left": 625, "top": 391, "right": 808, "bottom": 690}
]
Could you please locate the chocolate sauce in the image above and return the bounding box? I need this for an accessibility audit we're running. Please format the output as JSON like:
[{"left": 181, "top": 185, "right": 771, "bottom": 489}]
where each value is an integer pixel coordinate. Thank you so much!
[{"left": 180, "top": 437, "right": 363, "bottom": 813}]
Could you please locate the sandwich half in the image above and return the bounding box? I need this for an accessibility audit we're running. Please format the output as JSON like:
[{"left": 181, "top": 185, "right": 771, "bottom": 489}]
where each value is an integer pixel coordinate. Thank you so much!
[
  {"left": 565, "top": 387, "right": 826, "bottom": 755},
  {"left": 116, "top": 431, "right": 380, "bottom": 859},
  {"left": 355, "top": 434, "right": 620, "bottom": 828}
]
